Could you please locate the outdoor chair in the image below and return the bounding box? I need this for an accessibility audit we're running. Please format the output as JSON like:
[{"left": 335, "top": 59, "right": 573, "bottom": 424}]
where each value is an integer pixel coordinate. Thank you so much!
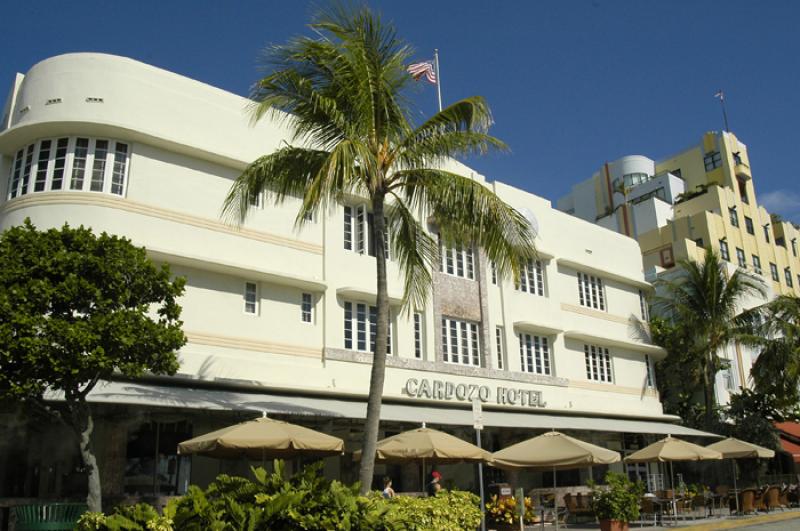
[
  {"left": 639, "top": 497, "right": 658, "bottom": 527},
  {"left": 779, "top": 487, "right": 790, "bottom": 508},
  {"left": 714, "top": 485, "right": 729, "bottom": 514},
  {"left": 690, "top": 494, "right": 707, "bottom": 518},
  {"left": 754, "top": 488, "right": 766, "bottom": 511},
  {"left": 13, "top": 503, "right": 88, "bottom": 531},
  {"left": 766, "top": 486, "right": 781, "bottom": 511},
  {"left": 737, "top": 489, "right": 756, "bottom": 515},
  {"left": 564, "top": 493, "right": 593, "bottom": 523}
]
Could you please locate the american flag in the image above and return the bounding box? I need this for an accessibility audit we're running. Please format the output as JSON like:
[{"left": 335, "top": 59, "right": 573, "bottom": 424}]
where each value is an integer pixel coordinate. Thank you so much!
[{"left": 407, "top": 60, "right": 437, "bottom": 84}]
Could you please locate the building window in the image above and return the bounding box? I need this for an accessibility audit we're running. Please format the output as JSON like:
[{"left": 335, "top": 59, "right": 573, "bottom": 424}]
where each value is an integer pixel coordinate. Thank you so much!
[
  {"left": 736, "top": 247, "right": 746, "bottom": 268},
  {"left": 793, "top": 239, "right": 798, "bottom": 258},
  {"left": 441, "top": 317, "right": 480, "bottom": 366},
  {"left": 440, "top": 243, "right": 475, "bottom": 280},
  {"left": 495, "top": 326, "right": 505, "bottom": 370},
  {"left": 244, "top": 282, "right": 258, "bottom": 315},
  {"left": 491, "top": 261, "right": 497, "bottom": 285},
  {"left": 723, "top": 362, "right": 738, "bottom": 391},
  {"left": 6, "top": 137, "right": 129, "bottom": 200},
  {"left": 518, "top": 260, "right": 545, "bottom": 296},
  {"left": 728, "top": 207, "right": 739, "bottom": 228},
  {"left": 764, "top": 225, "right": 771, "bottom": 243},
  {"left": 752, "top": 255, "right": 762, "bottom": 275},
  {"left": 744, "top": 216, "right": 754, "bottom": 235},
  {"left": 645, "top": 355, "right": 655, "bottom": 388},
  {"left": 694, "top": 238, "right": 704, "bottom": 249},
  {"left": 584, "top": 344, "right": 612, "bottom": 383},
  {"left": 518, "top": 333, "right": 551, "bottom": 375},
  {"left": 704, "top": 151, "right": 722, "bottom": 171},
  {"left": 301, "top": 293, "right": 313, "bottom": 323},
  {"left": 719, "top": 240, "right": 730, "bottom": 262},
  {"left": 414, "top": 313, "right": 423, "bottom": 359},
  {"left": 578, "top": 272, "right": 605, "bottom": 310},
  {"left": 770, "top": 262, "right": 779, "bottom": 282},
  {"left": 738, "top": 177, "right": 749, "bottom": 204},
  {"left": 639, "top": 290, "right": 648, "bottom": 321},
  {"left": 659, "top": 247, "right": 675, "bottom": 268},
  {"left": 786, "top": 268, "right": 794, "bottom": 288},
  {"left": 344, "top": 301, "right": 391, "bottom": 354}
]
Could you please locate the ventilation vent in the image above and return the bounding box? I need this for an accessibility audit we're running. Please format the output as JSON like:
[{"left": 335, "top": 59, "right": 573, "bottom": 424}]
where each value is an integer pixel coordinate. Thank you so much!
[
  {"left": 45, "top": 98, "right": 62, "bottom": 105},
  {"left": 18, "top": 106, "right": 30, "bottom": 115},
  {"left": 85, "top": 97, "right": 104, "bottom": 103}
]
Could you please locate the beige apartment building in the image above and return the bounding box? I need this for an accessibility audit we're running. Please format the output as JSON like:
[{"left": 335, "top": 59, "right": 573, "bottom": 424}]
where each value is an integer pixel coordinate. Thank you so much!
[{"left": 559, "top": 131, "right": 799, "bottom": 405}]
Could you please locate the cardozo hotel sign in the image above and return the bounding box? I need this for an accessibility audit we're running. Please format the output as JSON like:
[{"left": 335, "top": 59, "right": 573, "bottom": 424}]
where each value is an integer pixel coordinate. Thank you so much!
[{"left": 403, "top": 377, "right": 546, "bottom": 408}]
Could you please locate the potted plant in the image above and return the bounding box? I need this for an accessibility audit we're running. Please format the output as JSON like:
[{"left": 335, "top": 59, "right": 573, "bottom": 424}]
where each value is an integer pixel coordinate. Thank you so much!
[
  {"left": 486, "top": 495, "right": 539, "bottom": 531},
  {"left": 589, "top": 472, "right": 645, "bottom": 531}
]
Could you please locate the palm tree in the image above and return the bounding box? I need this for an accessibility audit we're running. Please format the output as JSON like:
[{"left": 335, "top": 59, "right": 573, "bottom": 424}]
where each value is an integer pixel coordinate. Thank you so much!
[
  {"left": 747, "top": 295, "right": 800, "bottom": 410},
  {"left": 651, "top": 247, "right": 765, "bottom": 427},
  {"left": 222, "top": 6, "right": 536, "bottom": 493}
]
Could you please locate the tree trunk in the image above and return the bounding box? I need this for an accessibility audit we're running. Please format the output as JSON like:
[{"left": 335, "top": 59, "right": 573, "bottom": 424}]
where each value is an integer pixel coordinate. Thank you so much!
[
  {"left": 703, "top": 350, "right": 717, "bottom": 428},
  {"left": 70, "top": 400, "right": 102, "bottom": 512},
  {"left": 358, "top": 192, "right": 389, "bottom": 495}
]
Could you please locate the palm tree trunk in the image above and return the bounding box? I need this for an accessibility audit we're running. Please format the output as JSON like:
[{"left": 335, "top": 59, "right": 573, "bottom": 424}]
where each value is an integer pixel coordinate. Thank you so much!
[
  {"left": 703, "top": 351, "right": 717, "bottom": 428},
  {"left": 359, "top": 191, "right": 389, "bottom": 495}
]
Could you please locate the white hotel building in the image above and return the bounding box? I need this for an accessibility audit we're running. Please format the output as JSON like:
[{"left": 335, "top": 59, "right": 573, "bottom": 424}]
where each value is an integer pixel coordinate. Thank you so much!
[{"left": 0, "top": 54, "right": 712, "bottom": 500}]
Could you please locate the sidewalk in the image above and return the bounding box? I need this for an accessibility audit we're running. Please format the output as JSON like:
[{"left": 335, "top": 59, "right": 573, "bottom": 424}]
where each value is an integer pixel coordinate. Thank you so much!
[{"left": 560, "top": 509, "right": 800, "bottom": 530}]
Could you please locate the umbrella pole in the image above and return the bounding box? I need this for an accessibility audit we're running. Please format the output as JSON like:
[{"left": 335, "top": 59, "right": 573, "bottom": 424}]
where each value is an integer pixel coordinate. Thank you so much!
[
  {"left": 422, "top": 457, "right": 426, "bottom": 493},
  {"left": 732, "top": 459, "right": 739, "bottom": 516},
  {"left": 554, "top": 467, "right": 559, "bottom": 531},
  {"left": 670, "top": 461, "right": 676, "bottom": 525}
]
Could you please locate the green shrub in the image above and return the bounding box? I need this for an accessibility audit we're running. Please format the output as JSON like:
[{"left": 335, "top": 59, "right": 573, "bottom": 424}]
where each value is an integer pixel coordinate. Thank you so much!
[
  {"left": 383, "top": 490, "right": 481, "bottom": 531},
  {"left": 77, "top": 460, "right": 482, "bottom": 530},
  {"left": 589, "top": 472, "right": 645, "bottom": 523}
]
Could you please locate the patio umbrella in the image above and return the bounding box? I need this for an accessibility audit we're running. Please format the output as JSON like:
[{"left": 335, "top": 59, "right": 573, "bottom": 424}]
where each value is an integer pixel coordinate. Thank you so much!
[
  {"left": 706, "top": 437, "right": 775, "bottom": 515},
  {"left": 490, "top": 431, "right": 622, "bottom": 531},
  {"left": 177, "top": 414, "right": 344, "bottom": 460},
  {"left": 625, "top": 435, "right": 722, "bottom": 522},
  {"left": 353, "top": 425, "right": 491, "bottom": 495}
]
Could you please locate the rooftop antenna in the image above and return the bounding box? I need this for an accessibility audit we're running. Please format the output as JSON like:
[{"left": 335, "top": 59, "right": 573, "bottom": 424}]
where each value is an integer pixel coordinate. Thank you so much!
[{"left": 714, "top": 90, "right": 730, "bottom": 132}]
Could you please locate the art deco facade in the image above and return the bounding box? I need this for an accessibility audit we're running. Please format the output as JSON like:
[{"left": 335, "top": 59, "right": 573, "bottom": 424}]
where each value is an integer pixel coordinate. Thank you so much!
[{"left": 0, "top": 54, "right": 706, "bottom": 499}]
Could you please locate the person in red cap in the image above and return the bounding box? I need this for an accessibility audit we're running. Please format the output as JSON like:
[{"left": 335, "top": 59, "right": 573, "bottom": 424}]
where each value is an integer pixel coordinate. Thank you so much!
[{"left": 427, "top": 470, "right": 443, "bottom": 496}]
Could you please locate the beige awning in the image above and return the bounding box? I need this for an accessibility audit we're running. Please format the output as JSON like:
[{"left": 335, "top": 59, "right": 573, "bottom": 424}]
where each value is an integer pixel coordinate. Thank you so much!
[
  {"left": 75, "top": 380, "right": 721, "bottom": 439},
  {"left": 354, "top": 427, "right": 491, "bottom": 464},
  {"left": 625, "top": 435, "right": 723, "bottom": 463},
  {"left": 491, "top": 431, "right": 621, "bottom": 470},
  {"left": 177, "top": 415, "right": 344, "bottom": 459},
  {"left": 706, "top": 437, "right": 775, "bottom": 459}
]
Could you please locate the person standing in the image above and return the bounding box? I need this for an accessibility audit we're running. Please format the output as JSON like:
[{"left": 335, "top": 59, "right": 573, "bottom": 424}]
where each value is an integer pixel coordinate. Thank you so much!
[
  {"left": 427, "top": 471, "right": 442, "bottom": 496},
  {"left": 382, "top": 476, "right": 396, "bottom": 498}
]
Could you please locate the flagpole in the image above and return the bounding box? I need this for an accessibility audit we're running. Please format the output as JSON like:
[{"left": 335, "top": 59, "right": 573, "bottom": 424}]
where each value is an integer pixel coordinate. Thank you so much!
[
  {"left": 716, "top": 89, "right": 730, "bottom": 132},
  {"left": 434, "top": 49, "right": 443, "bottom": 112}
]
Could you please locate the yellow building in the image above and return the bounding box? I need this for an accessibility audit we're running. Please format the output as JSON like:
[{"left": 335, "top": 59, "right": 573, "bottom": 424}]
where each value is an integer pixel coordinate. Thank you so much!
[{"left": 558, "top": 131, "right": 800, "bottom": 403}]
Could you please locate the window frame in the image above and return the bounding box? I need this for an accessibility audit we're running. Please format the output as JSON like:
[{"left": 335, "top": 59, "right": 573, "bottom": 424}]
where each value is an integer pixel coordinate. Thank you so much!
[
  {"left": 518, "top": 332, "right": 551, "bottom": 375},
  {"left": 343, "top": 300, "right": 392, "bottom": 355},
  {"left": 770, "top": 262, "right": 779, "bottom": 282},
  {"left": 518, "top": 259, "right": 545, "bottom": 296},
  {"left": 584, "top": 344, "right": 613, "bottom": 383},
  {"left": 744, "top": 216, "right": 754, "bottom": 235},
  {"left": 244, "top": 282, "right": 259, "bottom": 315},
  {"left": 577, "top": 272, "right": 606, "bottom": 311},
  {"left": 719, "top": 240, "right": 730, "bottom": 261},
  {"left": 441, "top": 317, "right": 480, "bottom": 366},
  {"left": 301, "top": 293, "right": 313, "bottom": 323}
]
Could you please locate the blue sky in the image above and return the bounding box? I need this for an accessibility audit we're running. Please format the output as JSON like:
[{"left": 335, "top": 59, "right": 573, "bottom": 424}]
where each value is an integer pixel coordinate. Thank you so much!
[{"left": 2, "top": 1, "right": 799, "bottom": 219}]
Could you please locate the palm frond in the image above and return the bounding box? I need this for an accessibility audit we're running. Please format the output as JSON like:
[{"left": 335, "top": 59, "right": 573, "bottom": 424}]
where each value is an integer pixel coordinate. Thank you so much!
[
  {"left": 394, "top": 168, "right": 536, "bottom": 281},
  {"left": 386, "top": 195, "right": 439, "bottom": 314}
]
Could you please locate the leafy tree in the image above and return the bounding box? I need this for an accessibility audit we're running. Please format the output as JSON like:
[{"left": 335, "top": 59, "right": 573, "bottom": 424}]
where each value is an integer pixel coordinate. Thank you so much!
[
  {"left": 650, "top": 248, "right": 764, "bottom": 428},
  {"left": 0, "top": 220, "right": 186, "bottom": 511},
  {"left": 222, "top": 6, "right": 535, "bottom": 492},
  {"left": 747, "top": 295, "right": 800, "bottom": 410}
]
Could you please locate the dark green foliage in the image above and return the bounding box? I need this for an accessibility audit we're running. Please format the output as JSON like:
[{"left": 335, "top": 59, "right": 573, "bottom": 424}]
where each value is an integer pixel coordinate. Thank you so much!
[
  {"left": 589, "top": 472, "right": 645, "bottom": 523},
  {"left": 0, "top": 219, "right": 186, "bottom": 510},
  {"left": 0, "top": 219, "right": 186, "bottom": 402},
  {"left": 77, "top": 460, "right": 483, "bottom": 531}
]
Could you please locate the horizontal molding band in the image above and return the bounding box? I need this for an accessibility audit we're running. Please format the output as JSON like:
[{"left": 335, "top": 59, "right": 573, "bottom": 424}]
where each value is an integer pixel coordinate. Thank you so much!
[
  {"left": 0, "top": 192, "right": 323, "bottom": 255},
  {"left": 561, "top": 302, "right": 632, "bottom": 325},
  {"left": 569, "top": 379, "right": 660, "bottom": 397},
  {"left": 325, "top": 347, "right": 569, "bottom": 387},
  {"left": 185, "top": 330, "right": 322, "bottom": 358}
]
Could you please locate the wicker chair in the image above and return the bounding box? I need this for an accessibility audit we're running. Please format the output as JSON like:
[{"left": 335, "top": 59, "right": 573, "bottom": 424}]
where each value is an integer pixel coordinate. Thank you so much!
[
  {"left": 766, "top": 486, "right": 782, "bottom": 511},
  {"left": 736, "top": 489, "right": 757, "bottom": 515}
]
